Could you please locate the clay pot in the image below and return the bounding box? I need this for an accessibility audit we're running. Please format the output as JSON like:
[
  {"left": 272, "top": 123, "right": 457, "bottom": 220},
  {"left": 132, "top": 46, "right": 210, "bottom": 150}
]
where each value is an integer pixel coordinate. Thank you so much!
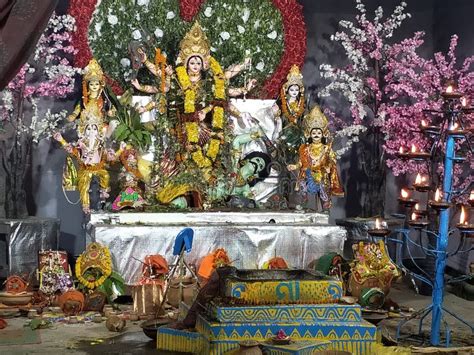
[
  {"left": 106, "top": 315, "right": 126, "bottom": 332},
  {"left": 58, "top": 290, "right": 85, "bottom": 316},
  {"left": 235, "top": 341, "right": 262, "bottom": 355},
  {"left": 0, "top": 292, "right": 33, "bottom": 306},
  {"left": 167, "top": 277, "right": 198, "bottom": 308}
]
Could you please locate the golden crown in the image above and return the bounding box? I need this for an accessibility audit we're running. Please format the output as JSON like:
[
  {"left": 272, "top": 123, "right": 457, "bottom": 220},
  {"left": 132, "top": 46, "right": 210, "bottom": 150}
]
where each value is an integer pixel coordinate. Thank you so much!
[
  {"left": 78, "top": 110, "right": 105, "bottom": 136},
  {"left": 83, "top": 58, "right": 105, "bottom": 84},
  {"left": 177, "top": 22, "right": 210, "bottom": 66},
  {"left": 283, "top": 65, "right": 304, "bottom": 93},
  {"left": 304, "top": 105, "right": 329, "bottom": 137}
]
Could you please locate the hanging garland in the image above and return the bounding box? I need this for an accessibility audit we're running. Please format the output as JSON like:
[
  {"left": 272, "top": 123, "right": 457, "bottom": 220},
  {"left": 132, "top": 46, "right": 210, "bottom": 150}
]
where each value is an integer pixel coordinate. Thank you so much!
[{"left": 68, "top": 0, "right": 306, "bottom": 98}]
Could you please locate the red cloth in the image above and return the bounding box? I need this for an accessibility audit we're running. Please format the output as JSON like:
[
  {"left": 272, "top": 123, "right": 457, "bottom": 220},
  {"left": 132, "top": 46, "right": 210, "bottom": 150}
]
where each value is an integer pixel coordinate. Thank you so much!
[
  {"left": 0, "top": 318, "right": 7, "bottom": 329},
  {"left": 138, "top": 255, "right": 168, "bottom": 285},
  {"left": 198, "top": 249, "right": 230, "bottom": 280},
  {"left": 0, "top": 0, "right": 58, "bottom": 89}
]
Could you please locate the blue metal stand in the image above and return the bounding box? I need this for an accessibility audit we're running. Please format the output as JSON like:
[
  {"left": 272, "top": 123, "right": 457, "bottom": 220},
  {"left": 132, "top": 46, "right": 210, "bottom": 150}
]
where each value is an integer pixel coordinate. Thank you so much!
[{"left": 380, "top": 96, "right": 474, "bottom": 346}]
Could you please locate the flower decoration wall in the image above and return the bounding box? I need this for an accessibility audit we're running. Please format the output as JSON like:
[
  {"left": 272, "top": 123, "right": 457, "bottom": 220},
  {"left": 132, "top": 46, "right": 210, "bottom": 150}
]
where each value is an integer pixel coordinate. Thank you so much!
[{"left": 68, "top": 0, "right": 306, "bottom": 98}]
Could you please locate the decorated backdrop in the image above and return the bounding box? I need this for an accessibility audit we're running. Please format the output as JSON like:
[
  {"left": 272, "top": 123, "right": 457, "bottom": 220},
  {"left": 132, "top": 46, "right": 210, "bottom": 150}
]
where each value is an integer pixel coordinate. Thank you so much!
[{"left": 68, "top": 0, "right": 306, "bottom": 98}]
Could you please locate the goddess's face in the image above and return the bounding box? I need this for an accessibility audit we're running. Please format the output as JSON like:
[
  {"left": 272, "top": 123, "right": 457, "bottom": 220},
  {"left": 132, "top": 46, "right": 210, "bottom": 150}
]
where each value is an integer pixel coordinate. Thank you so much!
[
  {"left": 250, "top": 156, "right": 266, "bottom": 174},
  {"left": 88, "top": 79, "right": 101, "bottom": 93},
  {"left": 187, "top": 56, "right": 203, "bottom": 75},
  {"left": 310, "top": 128, "right": 323, "bottom": 142},
  {"left": 287, "top": 85, "right": 300, "bottom": 99}
]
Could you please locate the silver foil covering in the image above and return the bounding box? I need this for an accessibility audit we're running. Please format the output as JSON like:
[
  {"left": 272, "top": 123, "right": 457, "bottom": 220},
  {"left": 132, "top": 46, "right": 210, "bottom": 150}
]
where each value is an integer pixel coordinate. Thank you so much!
[
  {"left": 87, "top": 212, "right": 346, "bottom": 285},
  {"left": 0, "top": 218, "right": 59, "bottom": 277}
]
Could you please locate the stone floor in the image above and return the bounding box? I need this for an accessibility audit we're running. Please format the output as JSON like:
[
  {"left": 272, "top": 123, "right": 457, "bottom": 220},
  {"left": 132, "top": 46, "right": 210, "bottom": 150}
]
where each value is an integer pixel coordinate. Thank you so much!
[{"left": 1, "top": 279, "right": 473, "bottom": 354}]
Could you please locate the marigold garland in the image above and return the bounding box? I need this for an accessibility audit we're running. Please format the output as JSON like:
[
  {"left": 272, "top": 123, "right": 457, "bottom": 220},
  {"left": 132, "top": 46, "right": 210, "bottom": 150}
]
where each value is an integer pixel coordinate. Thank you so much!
[
  {"left": 75, "top": 244, "right": 112, "bottom": 289},
  {"left": 207, "top": 138, "right": 220, "bottom": 160},
  {"left": 185, "top": 122, "right": 199, "bottom": 143},
  {"left": 212, "top": 106, "right": 224, "bottom": 130},
  {"left": 192, "top": 150, "right": 212, "bottom": 168},
  {"left": 280, "top": 87, "right": 305, "bottom": 123}
]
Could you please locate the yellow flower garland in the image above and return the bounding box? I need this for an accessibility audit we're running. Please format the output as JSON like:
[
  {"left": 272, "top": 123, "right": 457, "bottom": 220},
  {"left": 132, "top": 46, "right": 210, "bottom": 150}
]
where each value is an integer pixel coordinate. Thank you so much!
[
  {"left": 75, "top": 245, "right": 112, "bottom": 289},
  {"left": 176, "top": 56, "right": 226, "bottom": 166},
  {"left": 185, "top": 122, "right": 199, "bottom": 143},
  {"left": 192, "top": 150, "right": 212, "bottom": 168},
  {"left": 207, "top": 138, "right": 220, "bottom": 160}
]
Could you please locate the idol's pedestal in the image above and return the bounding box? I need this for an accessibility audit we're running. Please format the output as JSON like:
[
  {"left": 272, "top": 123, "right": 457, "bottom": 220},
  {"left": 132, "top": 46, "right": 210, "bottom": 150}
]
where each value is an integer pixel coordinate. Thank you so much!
[
  {"left": 156, "top": 269, "right": 377, "bottom": 355},
  {"left": 87, "top": 212, "right": 346, "bottom": 285}
]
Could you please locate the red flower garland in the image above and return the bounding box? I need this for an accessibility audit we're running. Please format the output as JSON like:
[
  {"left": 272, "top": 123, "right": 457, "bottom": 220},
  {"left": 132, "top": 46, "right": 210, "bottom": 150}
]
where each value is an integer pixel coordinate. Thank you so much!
[
  {"left": 68, "top": 0, "right": 306, "bottom": 98},
  {"left": 68, "top": 0, "right": 124, "bottom": 94},
  {"left": 263, "top": 0, "right": 306, "bottom": 98},
  {"left": 179, "top": 0, "right": 205, "bottom": 22}
]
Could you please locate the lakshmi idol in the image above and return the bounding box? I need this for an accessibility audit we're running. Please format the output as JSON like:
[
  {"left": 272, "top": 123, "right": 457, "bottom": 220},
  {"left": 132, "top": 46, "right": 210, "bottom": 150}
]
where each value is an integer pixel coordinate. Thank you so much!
[{"left": 273, "top": 64, "right": 306, "bottom": 164}]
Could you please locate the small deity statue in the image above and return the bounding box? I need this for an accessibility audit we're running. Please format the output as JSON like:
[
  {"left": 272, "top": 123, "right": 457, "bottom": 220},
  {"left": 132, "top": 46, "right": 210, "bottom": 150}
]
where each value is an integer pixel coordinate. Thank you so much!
[
  {"left": 67, "top": 58, "right": 117, "bottom": 137},
  {"left": 169, "top": 21, "right": 255, "bottom": 174},
  {"left": 273, "top": 65, "right": 306, "bottom": 164},
  {"left": 54, "top": 117, "right": 126, "bottom": 214},
  {"left": 111, "top": 147, "right": 146, "bottom": 211},
  {"left": 288, "top": 106, "right": 344, "bottom": 210}
]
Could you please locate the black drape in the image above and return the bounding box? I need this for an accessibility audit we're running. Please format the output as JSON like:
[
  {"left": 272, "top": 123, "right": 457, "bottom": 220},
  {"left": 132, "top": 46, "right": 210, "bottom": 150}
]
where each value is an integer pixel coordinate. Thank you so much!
[{"left": 0, "top": 0, "right": 58, "bottom": 90}]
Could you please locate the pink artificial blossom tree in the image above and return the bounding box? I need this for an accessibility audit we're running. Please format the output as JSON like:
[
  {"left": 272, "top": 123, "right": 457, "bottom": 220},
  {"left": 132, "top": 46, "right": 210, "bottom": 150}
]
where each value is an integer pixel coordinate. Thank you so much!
[
  {"left": 0, "top": 14, "right": 80, "bottom": 218},
  {"left": 382, "top": 34, "right": 474, "bottom": 201},
  {"left": 319, "top": 0, "right": 412, "bottom": 217}
]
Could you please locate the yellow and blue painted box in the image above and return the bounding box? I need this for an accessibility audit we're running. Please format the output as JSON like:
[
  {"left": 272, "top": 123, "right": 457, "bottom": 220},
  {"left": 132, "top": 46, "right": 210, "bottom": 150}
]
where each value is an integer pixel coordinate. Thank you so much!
[
  {"left": 207, "top": 302, "right": 362, "bottom": 323},
  {"left": 156, "top": 326, "right": 208, "bottom": 353},
  {"left": 226, "top": 279, "right": 343, "bottom": 305},
  {"left": 259, "top": 340, "right": 331, "bottom": 354},
  {"left": 196, "top": 314, "right": 377, "bottom": 355}
]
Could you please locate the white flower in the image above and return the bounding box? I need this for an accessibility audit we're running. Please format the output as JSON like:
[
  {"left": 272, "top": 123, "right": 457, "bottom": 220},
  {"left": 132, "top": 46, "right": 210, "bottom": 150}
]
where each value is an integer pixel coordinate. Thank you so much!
[
  {"left": 204, "top": 7, "right": 213, "bottom": 17},
  {"left": 241, "top": 8, "right": 250, "bottom": 23},
  {"left": 107, "top": 15, "right": 118, "bottom": 25},
  {"left": 256, "top": 61, "right": 265, "bottom": 71},
  {"left": 166, "top": 11, "right": 175, "bottom": 19},
  {"left": 137, "top": 0, "right": 149, "bottom": 5},
  {"left": 267, "top": 30, "right": 277, "bottom": 39},
  {"left": 220, "top": 31, "right": 230, "bottom": 40},
  {"left": 253, "top": 20, "right": 260, "bottom": 29},
  {"left": 154, "top": 28, "right": 163, "bottom": 38},
  {"left": 120, "top": 58, "right": 130, "bottom": 67},
  {"left": 132, "top": 30, "right": 142, "bottom": 40},
  {"left": 237, "top": 25, "right": 245, "bottom": 34},
  {"left": 210, "top": 46, "right": 217, "bottom": 52},
  {"left": 94, "top": 22, "right": 102, "bottom": 35}
]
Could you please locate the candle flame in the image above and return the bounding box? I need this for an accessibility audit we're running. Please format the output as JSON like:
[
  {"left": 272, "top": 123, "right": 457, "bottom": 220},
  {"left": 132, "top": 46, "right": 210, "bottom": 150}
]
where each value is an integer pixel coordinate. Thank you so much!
[
  {"left": 375, "top": 218, "right": 381, "bottom": 229},
  {"left": 461, "top": 97, "right": 467, "bottom": 107},
  {"left": 460, "top": 206, "right": 467, "bottom": 225},
  {"left": 401, "top": 188, "right": 409, "bottom": 198},
  {"left": 411, "top": 144, "right": 417, "bottom": 153},
  {"left": 470, "top": 190, "right": 474, "bottom": 201},
  {"left": 415, "top": 173, "right": 422, "bottom": 184},
  {"left": 415, "top": 203, "right": 420, "bottom": 210},
  {"left": 421, "top": 176, "right": 427, "bottom": 183},
  {"left": 434, "top": 188, "right": 441, "bottom": 202},
  {"left": 421, "top": 119, "right": 427, "bottom": 127},
  {"left": 446, "top": 85, "right": 453, "bottom": 93},
  {"left": 411, "top": 212, "right": 417, "bottom": 221},
  {"left": 399, "top": 147, "right": 404, "bottom": 154}
]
